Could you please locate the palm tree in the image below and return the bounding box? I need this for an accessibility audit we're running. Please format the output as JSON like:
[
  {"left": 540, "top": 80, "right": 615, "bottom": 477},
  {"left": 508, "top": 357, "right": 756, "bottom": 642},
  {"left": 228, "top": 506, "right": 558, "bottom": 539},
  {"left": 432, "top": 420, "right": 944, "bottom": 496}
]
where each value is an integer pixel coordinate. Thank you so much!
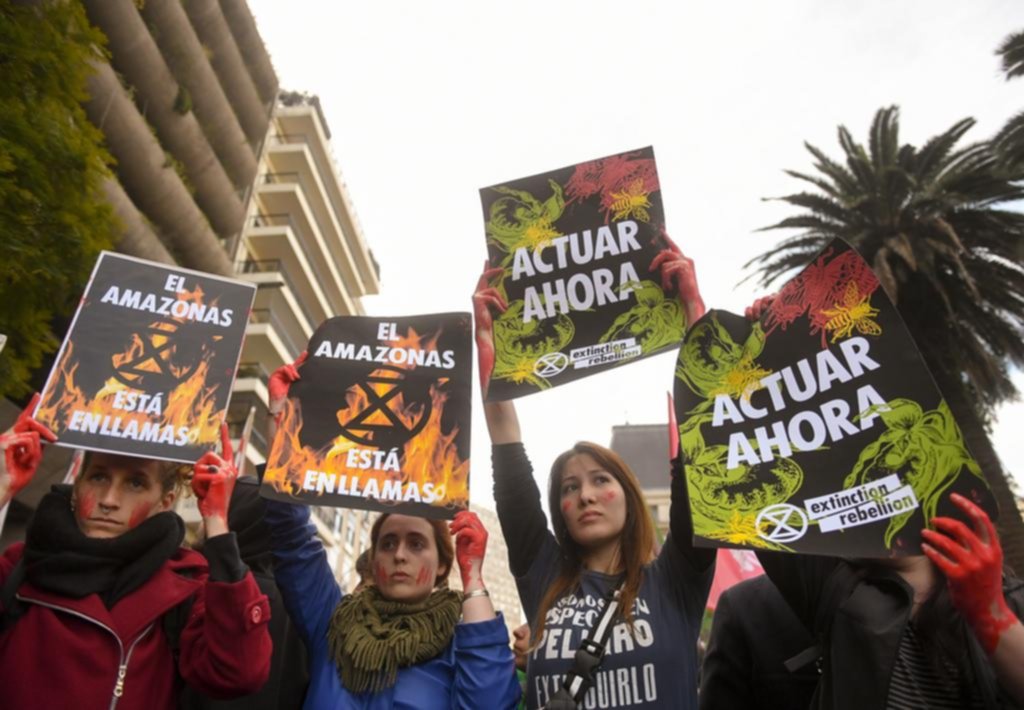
[
  {"left": 994, "top": 30, "right": 1024, "bottom": 172},
  {"left": 745, "top": 106, "right": 1024, "bottom": 570}
]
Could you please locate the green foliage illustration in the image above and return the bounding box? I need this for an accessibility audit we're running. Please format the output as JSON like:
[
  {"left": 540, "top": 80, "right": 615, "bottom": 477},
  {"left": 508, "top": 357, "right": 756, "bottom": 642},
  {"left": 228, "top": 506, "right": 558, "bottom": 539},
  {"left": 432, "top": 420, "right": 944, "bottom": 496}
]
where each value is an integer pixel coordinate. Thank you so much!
[
  {"left": 491, "top": 300, "right": 574, "bottom": 390},
  {"left": 844, "top": 399, "right": 984, "bottom": 547},
  {"left": 676, "top": 313, "right": 771, "bottom": 405},
  {"left": 600, "top": 280, "right": 684, "bottom": 354},
  {"left": 484, "top": 180, "right": 566, "bottom": 261},
  {"left": 681, "top": 418, "right": 804, "bottom": 550}
]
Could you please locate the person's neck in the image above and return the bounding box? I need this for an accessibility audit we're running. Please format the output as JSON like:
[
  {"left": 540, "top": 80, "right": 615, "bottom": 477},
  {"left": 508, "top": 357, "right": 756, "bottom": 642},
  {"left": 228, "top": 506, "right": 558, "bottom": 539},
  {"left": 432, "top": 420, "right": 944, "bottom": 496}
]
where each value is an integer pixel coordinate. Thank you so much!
[
  {"left": 885, "top": 555, "right": 939, "bottom": 611},
  {"left": 582, "top": 540, "right": 623, "bottom": 575}
]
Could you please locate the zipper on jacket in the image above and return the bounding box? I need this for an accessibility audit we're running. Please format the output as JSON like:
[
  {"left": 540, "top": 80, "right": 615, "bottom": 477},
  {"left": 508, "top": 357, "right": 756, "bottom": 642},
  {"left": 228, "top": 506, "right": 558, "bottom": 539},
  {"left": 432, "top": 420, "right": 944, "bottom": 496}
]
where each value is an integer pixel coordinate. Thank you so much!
[{"left": 16, "top": 595, "right": 154, "bottom": 709}]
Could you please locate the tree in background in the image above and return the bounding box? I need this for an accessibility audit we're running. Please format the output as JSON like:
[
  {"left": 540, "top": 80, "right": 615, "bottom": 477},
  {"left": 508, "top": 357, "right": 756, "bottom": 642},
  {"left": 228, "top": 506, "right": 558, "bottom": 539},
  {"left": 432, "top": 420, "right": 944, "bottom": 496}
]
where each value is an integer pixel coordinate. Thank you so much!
[
  {"left": 994, "top": 30, "right": 1024, "bottom": 173},
  {"left": 744, "top": 106, "right": 1024, "bottom": 570},
  {"left": 0, "top": 0, "right": 116, "bottom": 399}
]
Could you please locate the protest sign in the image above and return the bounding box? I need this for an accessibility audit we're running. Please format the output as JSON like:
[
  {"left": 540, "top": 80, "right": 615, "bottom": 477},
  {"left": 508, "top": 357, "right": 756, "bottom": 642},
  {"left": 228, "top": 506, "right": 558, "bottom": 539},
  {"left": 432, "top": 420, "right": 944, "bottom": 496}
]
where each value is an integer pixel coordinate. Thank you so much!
[
  {"left": 35, "top": 252, "right": 255, "bottom": 463},
  {"left": 480, "top": 147, "right": 689, "bottom": 400},
  {"left": 674, "top": 239, "right": 995, "bottom": 557},
  {"left": 261, "top": 313, "right": 472, "bottom": 519}
]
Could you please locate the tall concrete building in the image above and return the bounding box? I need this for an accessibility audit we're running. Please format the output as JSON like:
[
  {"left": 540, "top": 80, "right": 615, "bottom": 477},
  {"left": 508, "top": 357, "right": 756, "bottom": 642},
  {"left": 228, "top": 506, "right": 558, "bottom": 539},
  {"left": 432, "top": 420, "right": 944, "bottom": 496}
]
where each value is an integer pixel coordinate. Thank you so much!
[
  {"left": 75, "top": 0, "right": 381, "bottom": 568},
  {"left": 0, "top": 0, "right": 381, "bottom": 560}
]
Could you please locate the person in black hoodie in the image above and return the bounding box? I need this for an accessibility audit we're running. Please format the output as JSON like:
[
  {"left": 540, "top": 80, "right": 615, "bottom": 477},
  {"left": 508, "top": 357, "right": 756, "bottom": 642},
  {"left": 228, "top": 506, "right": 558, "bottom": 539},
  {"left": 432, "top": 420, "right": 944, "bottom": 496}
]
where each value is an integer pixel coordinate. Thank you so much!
[
  {"left": 182, "top": 474, "right": 310, "bottom": 710},
  {"left": 700, "top": 575, "right": 819, "bottom": 710}
]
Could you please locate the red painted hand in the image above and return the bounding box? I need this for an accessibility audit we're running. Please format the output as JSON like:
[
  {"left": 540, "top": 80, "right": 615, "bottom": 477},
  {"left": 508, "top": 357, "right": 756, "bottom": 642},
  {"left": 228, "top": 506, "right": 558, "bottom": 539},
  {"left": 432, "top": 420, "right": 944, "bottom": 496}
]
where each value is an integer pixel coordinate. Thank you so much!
[
  {"left": 745, "top": 294, "right": 776, "bottom": 321},
  {"left": 450, "top": 510, "right": 488, "bottom": 590},
  {"left": 648, "top": 230, "right": 706, "bottom": 327},
  {"left": 921, "top": 493, "right": 1018, "bottom": 654},
  {"left": 1, "top": 394, "right": 57, "bottom": 499},
  {"left": 472, "top": 262, "right": 507, "bottom": 399},
  {"left": 191, "top": 424, "right": 238, "bottom": 522},
  {"left": 268, "top": 351, "right": 307, "bottom": 418}
]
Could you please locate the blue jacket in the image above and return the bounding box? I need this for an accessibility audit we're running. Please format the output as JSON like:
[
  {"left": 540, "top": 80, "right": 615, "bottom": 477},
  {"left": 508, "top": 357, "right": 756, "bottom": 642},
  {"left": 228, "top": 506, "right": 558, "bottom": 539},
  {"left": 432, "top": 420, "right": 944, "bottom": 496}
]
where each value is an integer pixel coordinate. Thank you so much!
[{"left": 266, "top": 500, "right": 521, "bottom": 710}]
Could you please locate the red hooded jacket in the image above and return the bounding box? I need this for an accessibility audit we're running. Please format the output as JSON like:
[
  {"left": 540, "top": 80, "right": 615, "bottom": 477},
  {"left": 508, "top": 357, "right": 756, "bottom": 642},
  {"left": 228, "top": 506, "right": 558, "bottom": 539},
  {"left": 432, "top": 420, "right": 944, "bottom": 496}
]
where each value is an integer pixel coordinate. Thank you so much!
[{"left": 0, "top": 541, "right": 272, "bottom": 710}]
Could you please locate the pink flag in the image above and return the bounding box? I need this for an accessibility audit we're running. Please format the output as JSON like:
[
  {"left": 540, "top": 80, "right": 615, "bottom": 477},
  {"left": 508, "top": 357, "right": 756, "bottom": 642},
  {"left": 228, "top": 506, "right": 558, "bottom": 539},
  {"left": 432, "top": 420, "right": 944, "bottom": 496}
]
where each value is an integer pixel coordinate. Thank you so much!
[{"left": 706, "top": 549, "right": 764, "bottom": 609}]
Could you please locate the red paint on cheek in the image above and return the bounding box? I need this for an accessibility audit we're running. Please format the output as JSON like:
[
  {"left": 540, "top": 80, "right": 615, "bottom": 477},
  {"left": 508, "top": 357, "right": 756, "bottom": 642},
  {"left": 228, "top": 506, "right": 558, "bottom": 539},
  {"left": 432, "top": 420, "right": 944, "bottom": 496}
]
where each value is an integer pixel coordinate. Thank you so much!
[
  {"left": 127, "top": 503, "right": 153, "bottom": 529},
  {"left": 375, "top": 562, "right": 387, "bottom": 587},
  {"left": 77, "top": 492, "right": 96, "bottom": 520},
  {"left": 601, "top": 490, "right": 617, "bottom": 504},
  {"left": 416, "top": 566, "right": 430, "bottom": 586},
  {"left": 561, "top": 499, "right": 573, "bottom": 514}
]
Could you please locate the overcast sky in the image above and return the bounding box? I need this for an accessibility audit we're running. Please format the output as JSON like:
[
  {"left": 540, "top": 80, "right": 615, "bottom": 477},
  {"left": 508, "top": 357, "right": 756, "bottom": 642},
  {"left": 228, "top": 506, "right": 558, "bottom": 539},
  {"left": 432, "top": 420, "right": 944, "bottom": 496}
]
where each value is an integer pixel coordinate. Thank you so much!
[{"left": 248, "top": 0, "right": 1024, "bottom": 510}]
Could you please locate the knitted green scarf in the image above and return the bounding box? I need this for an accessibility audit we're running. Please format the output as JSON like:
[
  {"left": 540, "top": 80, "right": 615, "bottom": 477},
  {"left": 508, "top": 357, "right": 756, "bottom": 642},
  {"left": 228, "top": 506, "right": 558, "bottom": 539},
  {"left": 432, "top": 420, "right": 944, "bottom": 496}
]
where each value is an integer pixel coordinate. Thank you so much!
[{"left": 327, "top": 585, "right": 462, "bottom": 694}]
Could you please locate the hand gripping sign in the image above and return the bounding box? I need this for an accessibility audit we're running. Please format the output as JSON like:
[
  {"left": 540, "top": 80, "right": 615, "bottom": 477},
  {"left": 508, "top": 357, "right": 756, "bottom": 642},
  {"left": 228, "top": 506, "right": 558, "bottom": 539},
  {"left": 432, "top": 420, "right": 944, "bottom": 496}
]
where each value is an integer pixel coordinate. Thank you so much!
[
  {"left": 261, "top": 313, "right": 472, "bottom": 519},
  {"left": 673, "top": 239, "right": 996, "bottom": 557},
  {"left": 34, "top": 252, "right": 255, "bottom": 463},
  {"left": 479, "top": 147, "right": 694, "bottom": 400}
]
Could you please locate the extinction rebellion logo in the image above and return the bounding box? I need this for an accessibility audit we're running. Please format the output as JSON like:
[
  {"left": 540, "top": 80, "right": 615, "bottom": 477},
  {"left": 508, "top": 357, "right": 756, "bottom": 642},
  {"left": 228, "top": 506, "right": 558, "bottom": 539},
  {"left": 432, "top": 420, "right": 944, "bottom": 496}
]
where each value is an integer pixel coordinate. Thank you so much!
[
  {"left": 755, "top": 475, "right": 920, "bottom": 544},
  {"left": 533, "top": 352, "right": 570, "bottom": 378}
]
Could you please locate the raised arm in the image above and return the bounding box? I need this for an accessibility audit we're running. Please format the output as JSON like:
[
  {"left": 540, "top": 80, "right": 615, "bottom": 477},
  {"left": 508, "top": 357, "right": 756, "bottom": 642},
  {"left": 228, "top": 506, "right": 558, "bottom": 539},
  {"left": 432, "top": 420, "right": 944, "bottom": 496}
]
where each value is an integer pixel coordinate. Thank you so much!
[
  {"left": 922, "top": 493, "right": 1024, "bottom": 703},
  {"left": 665, "top": 456, "right": 716, "bottom": 574},
  {"left": 649, "top": 230, "right": 706, "bottom": 330},
  {"left": 451, "top": 510, "right": 496, "bottom": 623},
  {"left": 266, "top": 351, "right": 307, "bottom": 445},
  {"left": 180, "top": 425, "right": 272, "bottom": 697},
  {"left": 473, "top": 263, "right": 553, "bottom": 576},
  {"left": 449, "top": 509, "right": 521, "bottom": 708},
  {"left": 0, "top": 394, "right": 56, "bottom": 508},
  {"left": 264, "top": 497, "right": 341, "bottom": 647}
]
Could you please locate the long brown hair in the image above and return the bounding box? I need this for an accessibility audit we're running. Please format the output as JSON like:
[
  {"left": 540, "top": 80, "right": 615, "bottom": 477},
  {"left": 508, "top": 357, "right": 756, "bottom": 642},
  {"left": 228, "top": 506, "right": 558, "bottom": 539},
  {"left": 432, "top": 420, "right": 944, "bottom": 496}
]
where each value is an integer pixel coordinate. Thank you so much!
[
  {"left": 370, "top": 513, "right": 455, "bottom": 587},
  {"left": 532, "top": 442, "right": 655, "bottom": 645}
]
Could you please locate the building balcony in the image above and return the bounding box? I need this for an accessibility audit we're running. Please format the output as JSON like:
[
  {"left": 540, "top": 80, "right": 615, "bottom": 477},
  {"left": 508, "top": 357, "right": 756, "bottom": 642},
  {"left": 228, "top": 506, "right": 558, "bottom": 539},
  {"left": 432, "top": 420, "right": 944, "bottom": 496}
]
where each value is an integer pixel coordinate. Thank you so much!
[
  {"left": 242, "top": 215, "right": 334, "bottom": 325},
  {"left": 237, "top": 256, "right": 323, "bottom": 331},
  {"left": 259, "top": 155, "right": 368, "bottom": 302},
  {"left": 241, "top": 305, "right": 303, "bottom": 374},
  {"left": 254, "top": 180, "right": 357, "bottom": 315},
  {"left": 269, "top": 107, "right": 380, "bottom": 295}
]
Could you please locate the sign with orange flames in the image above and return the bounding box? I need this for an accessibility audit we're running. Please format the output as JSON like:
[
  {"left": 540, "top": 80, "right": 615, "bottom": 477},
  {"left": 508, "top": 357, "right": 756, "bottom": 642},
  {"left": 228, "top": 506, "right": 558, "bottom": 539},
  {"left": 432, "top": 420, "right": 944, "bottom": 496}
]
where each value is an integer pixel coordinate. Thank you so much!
[
  {"left": 34, "top": 252, "right": 256, "bottom": 463},
  {"left": 261, "top": 313, "right": 473, "bottom": 519},
  {"left": 480, "top": 147, "right": 687, "bottom": 400}
]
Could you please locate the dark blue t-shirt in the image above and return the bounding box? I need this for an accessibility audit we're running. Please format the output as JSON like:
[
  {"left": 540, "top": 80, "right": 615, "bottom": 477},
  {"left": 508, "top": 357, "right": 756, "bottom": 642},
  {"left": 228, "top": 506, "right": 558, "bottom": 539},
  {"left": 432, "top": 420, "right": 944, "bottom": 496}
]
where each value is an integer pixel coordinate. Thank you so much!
[{"left": 493, "top": 443, "right": 713, "bottom": 710}]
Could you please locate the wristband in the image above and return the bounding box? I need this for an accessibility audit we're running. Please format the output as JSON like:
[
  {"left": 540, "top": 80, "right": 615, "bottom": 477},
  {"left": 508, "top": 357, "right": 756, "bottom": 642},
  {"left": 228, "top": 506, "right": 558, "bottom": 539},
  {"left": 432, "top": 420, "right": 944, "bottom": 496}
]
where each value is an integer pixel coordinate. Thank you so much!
[{"left": 462, "top": 588, "right": 490, "bottom": 602}]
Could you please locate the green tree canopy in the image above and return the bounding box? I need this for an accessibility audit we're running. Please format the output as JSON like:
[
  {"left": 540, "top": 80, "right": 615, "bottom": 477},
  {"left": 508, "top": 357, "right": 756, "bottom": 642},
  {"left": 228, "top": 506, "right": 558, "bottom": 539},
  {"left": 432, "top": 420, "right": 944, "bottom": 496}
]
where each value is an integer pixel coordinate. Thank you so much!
[{"left": 0, "top": 0, "right": 117, "bottom": 399}]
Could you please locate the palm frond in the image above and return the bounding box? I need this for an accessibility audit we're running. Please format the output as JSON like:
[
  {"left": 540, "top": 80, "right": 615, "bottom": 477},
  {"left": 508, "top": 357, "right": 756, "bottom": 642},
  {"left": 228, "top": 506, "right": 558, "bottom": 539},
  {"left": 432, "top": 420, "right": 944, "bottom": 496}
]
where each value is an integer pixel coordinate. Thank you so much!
[
  {"left": 915, "top": 117, "right": 976, "bottom": 183},
  {"left": 997, "top": 30, "right": 1024, "bottom": 80}
]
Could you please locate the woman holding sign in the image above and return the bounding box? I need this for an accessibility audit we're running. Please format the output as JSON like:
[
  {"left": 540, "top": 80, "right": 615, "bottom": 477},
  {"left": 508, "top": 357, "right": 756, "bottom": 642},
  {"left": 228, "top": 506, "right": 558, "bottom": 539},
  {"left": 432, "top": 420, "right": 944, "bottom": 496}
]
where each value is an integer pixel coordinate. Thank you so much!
[
  {"left": 263, "top": 361, "right": 521, "bottom": 709},
  {"left": 0, "top": 402, "right": 272, "bottom": 710},
  {"left": 475, "top": 239, "right": 716, "bottom": 710}
]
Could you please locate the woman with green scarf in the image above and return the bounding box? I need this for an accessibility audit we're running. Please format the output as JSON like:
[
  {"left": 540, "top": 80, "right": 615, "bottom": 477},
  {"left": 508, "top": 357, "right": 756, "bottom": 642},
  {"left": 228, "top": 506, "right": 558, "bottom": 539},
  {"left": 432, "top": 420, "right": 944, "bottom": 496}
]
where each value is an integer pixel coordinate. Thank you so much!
[
  {"left": 264, "top": 356, "right": 520, "bottom": 709},
  {"left": 265, "top": 501, "right": 521, "bottom": 709}
]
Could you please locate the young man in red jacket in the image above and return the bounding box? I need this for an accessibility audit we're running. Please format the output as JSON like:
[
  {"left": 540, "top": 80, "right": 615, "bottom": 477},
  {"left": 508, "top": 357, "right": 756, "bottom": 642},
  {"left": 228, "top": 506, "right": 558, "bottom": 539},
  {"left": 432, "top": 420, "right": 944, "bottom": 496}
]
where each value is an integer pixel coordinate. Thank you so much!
[{"left": 0, "top": 396, "right": 273, "bottom": 709}]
